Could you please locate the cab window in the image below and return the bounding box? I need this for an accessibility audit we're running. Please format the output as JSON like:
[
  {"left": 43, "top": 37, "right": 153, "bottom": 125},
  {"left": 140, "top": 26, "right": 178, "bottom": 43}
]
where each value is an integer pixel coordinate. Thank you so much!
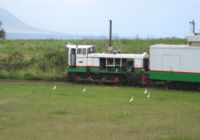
[
  {"left": 107, "top": 58, "right": 114, "bottom": 65},
  {"left": 77, "top": 48, "right": 82, "bottom": 54},
  {"left": 82, "top": 48, "right": 86, "bottom": 55},
  {"left": 88, "top": 47, "right": 95, "bottom": 53}
]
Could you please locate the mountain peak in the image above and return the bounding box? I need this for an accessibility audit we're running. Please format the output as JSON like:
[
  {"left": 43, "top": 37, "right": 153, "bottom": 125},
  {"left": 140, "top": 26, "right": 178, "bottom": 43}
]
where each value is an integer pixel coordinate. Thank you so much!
[
  {"left": 0, "top": 8, "right": 74, "bottom": 39},
  {"left": 0, "top": 8, "right": 31, "bottom": 31}
]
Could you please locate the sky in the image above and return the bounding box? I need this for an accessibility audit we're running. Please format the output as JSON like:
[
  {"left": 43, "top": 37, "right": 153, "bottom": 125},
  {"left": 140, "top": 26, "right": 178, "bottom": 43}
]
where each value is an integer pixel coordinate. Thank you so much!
[{"left": 0, "top": 0, "right": 200, "bottom": 38}]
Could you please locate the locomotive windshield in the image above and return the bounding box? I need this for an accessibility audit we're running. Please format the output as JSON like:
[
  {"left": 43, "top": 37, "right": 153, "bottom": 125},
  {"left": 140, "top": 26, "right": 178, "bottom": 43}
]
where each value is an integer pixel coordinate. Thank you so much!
[{"left": 88, "top": 47, "right": 95, "bottom": 53}]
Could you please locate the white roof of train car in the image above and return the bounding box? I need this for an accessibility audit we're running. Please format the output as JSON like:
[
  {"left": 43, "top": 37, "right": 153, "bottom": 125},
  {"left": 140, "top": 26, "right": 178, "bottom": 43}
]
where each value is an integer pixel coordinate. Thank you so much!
[
  {"left": 88, "top": 52, "right": 148, "bottom": 59},
  {"left": 150, "top": 44, "right": 200, "bottom": 49},
  {"left": 150, "top": 44, "right": 200, "bottom": 73},
  {"left": 66, "top": 44, "right": 148, "bottom": 59},
  {"left": 66, "top": 45, "right": 95, "bottom": 49}
]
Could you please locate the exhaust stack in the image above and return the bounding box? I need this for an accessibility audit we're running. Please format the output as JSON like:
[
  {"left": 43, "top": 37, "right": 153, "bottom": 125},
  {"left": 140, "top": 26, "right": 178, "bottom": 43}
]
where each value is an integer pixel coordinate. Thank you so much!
[
  {"left": 188, "top": 20, "right": 200, "bottom": 46},
  {"left": 189, "top": 20, "right": 200, "bottom": 36},
  {"left": 108, "top": 20, "right": 113, "bottom": 53},
  {"left": 189, "top": 20, "right": 196, "bottom": 35}
]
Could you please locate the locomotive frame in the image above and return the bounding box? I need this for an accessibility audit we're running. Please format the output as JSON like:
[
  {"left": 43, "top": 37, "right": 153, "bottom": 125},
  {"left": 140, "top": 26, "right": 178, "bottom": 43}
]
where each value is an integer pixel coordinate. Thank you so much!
[{"left": 67, "top": 44, "right": 149, "bottom": 85}]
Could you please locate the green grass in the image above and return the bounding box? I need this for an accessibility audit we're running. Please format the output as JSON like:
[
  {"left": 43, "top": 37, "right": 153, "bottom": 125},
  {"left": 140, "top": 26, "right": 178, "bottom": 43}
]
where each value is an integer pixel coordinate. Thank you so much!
[
  {"left": 0, "top": 38, "right": 185, "bottom": 80},
  {"left": 0, "top": 82, "right": 200, "bottom": 140}
]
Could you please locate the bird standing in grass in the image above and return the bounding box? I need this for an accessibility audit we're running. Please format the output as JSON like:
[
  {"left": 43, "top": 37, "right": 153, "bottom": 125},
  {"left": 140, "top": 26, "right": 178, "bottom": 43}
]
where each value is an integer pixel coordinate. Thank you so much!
[
  {"left": 147, "top": 92, "right": 151, "bottom": 99},
  {"left": 129, "top": 96, "right": 134, "bottom": 102},
  {"left": 82, "top": 87, "right": 87, "bottom": 92},
  {"left": 52, "top": 85, "right": 56, "bottom": 90},
  {"left": 144, "top": 88, "right": 148, "bottom": 94}
]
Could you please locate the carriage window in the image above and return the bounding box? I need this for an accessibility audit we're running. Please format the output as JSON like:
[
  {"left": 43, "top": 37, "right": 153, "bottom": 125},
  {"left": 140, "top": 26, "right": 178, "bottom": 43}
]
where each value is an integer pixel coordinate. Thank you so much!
[
  {"left": 88, "top": 47, "right": 95, "bottom": 53},
  {"left": 127, "top": 59, "right": 134, "bottom": 66},
  {"left": 107, "top": 58, "right": 114, "bottom": 65},
  {"left": 122, "top": 59, "right": 127, "bottom": 71},
  {"left": 71, "top": 49, "right": 76, "bottom": 55},
  {"left": 88, "top": 48, "right": 91, "bottom": 53},
  {"left": 122, "top": 59, "right": 127, "bottom": 66},
  {"left": 115, "top": 59, "right": 120, "bottom": 66},
  {"left": 100, "top": 58, "right": 106, "bottom": 69},
  {"left": 91, "top": 47, "right": 95, "bottom": 53},
  {"left": 82, "top": 48, "right": 86, "bottom": 55},
  {"left": 92, "top": 47, "right": 95, "bottom": 53},
  {"left": 77, "top": 48, "right": 82, "bottom": 54}
]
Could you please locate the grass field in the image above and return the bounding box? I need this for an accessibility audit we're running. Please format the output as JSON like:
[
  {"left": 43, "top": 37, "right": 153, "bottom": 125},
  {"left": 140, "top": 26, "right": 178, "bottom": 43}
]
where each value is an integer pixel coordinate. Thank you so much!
[
  {"left": 0, "top": 82, "right": 200, "bottom": 140},
  {"left": 0, "top": 38, "right": 185, "bottom": 80}
]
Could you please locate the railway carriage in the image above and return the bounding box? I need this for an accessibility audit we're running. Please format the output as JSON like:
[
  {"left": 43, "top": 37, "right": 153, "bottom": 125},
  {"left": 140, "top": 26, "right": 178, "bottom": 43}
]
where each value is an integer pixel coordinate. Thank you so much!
[
  {"left": 149, "top": 31, "right": 200, "bottom": 89},
  {"left": 150, "top": 45, "right": 200, "bottom": 84}
]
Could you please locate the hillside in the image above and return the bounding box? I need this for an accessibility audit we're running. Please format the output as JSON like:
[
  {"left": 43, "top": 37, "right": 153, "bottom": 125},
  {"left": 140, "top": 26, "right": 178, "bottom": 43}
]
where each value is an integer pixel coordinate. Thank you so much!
[
  {"left": 0, "top": 39, "right": 185, "bottom": 80},
  {"left": 0, "top": 8, "right": 75, "bottom": 39}
]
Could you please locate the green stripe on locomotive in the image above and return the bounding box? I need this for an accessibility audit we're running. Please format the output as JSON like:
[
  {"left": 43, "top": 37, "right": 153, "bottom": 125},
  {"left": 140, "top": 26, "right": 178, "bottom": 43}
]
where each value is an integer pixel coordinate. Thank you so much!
[
  {"left": 68, "top": 67, "right": 100, "bottom": 73},
  {"left": 90, "top": 67, "right": 100, "bottom": 72},
  {"left": 68, "top": 67, "right": 86, "bottom": 72}
]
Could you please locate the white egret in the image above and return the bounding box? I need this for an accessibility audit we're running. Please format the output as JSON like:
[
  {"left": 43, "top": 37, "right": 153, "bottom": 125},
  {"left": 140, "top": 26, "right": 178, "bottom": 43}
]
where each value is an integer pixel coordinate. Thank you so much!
[
  {"left": 147, "top": 92, "right": 151, "bottom": 99},
  {"left": 82, "top": 87, "right": 87, "bottom": 92},
  {"left": 52, "top": 85, "right": 56, "bottom": 90},
  {"left": 129, "top": 96, "right": 134, "bottom": 102},
  {"left": 144, "top": 88, "right": 148, "bottom": 94}
]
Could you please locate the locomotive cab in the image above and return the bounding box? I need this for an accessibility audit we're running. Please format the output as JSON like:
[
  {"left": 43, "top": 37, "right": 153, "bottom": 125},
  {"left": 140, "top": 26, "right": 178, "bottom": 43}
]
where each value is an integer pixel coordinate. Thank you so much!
[
  {"left": 66, "top": 44, "right": 149, "bottom": 85},
  {"left": 66, "top": 44, "right": 96, "bottom": 67}
]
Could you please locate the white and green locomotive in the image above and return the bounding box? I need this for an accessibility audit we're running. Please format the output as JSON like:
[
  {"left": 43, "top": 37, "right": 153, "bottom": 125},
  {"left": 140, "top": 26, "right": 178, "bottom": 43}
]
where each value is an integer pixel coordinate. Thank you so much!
[{"left": 66, "top": 44, "right": 149, "bottom": 85}]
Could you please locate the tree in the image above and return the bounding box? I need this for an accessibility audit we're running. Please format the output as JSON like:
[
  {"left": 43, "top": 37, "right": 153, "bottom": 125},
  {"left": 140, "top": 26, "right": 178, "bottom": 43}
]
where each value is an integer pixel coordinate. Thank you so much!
[{"left": 0, "top": 21, "right": 6, "bottom": 39}]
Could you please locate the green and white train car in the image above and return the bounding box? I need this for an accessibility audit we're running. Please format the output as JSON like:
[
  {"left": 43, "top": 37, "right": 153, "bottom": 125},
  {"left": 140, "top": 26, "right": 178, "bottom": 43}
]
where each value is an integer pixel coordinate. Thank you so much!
[
  {"left": 150, "top": 44, "right": 200, "bottom": 83},
  {"left": 66, "top": 44, "right": 149, "bottom": 85},
  {"left": 149, "top": 31, "right": 200, "bottom": 89}
]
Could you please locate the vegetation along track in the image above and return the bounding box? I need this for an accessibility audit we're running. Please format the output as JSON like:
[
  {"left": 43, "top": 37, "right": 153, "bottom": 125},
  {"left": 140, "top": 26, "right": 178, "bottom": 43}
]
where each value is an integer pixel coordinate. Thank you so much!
[{"left": 1, "top": 79, "right": 199, "bottom": 93}]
